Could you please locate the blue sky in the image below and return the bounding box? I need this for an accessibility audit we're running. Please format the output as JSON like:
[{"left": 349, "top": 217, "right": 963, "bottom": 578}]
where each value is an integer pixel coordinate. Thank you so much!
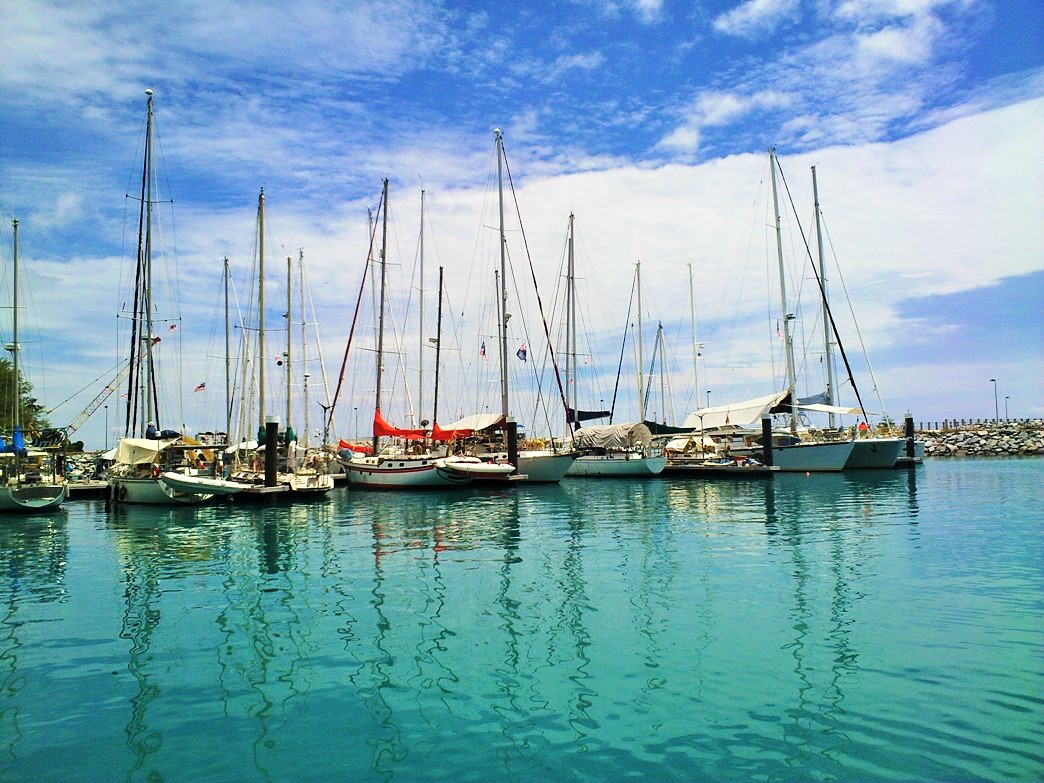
[{"left": 0, "top": 0, "right": 1041, "bottom": 447}]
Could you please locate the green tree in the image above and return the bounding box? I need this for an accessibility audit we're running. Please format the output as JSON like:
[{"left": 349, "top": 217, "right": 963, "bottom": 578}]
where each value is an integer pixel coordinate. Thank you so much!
[{"left": 0, "top": 357, "right": 50, "bottom": 436}]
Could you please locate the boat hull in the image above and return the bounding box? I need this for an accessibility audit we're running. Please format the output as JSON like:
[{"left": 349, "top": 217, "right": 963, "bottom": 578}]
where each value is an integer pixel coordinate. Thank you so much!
[
  {"left": 735, "top": 440, "right": 854, "bottom": 472},
  {"left": 566, "top": 453, "right": 666, "bottom": 477},
  {"left": 0, "top": 483, "right": 67, "bottom": 511},
  {"left": 845, "top": 438, "right": 904, "bottom": 469},
  {"left": 108, "top": 476, "right": 215, "bottom": 504},
  {"left": 515, "top": 451, "right": 577, "bottom": 483},
  {"left": 343, "top": 456, "right": 473, "bottom": 489}
]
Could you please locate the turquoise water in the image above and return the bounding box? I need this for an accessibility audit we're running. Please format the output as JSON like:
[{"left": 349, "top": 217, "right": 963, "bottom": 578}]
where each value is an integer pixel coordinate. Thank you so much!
[{"left": 1, "top": 459, "right": 1041, "bottom": 782}]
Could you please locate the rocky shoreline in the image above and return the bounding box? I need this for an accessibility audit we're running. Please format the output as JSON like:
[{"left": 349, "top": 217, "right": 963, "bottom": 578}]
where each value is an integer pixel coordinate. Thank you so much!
[{"left": 919, "top": 420, "right": 1044, "bottom": 457}]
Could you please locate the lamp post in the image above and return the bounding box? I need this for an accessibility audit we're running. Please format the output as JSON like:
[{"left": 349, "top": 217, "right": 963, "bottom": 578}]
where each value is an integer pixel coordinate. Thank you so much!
[
  {"left": 1004, "top": 395, "right": 1010, "bottom": 421},
  {"left": 104, "top": 405, "right": 109, "bottom": 450},
  {"left": 706, "top": 390, "right": 711, "bottom": 409},
  {"left": 990, "top": 378, "right": 998, "bottom": 422}
]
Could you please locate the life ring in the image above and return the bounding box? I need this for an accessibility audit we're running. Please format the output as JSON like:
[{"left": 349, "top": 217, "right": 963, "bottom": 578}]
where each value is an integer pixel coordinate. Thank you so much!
[{"left": 118, "top": 484, "right": 128, "bottom": 501}]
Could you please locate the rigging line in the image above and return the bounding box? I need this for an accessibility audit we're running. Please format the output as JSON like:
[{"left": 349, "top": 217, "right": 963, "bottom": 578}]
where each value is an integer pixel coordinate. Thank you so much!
[
  {"left": 823, "top": 217, "right": 890, "bottom": 419},
  {"left": 775, "top": 158, "right": 869, "bottom": 423},
  {"left": 502, "top": 145, "right": 570, "bottom": 434},
  {"left": 328, "top": 189, "right": 384, "bottom": 430},
  {"left": 608, "top": 271, "right": 637, "bottom": 424}
]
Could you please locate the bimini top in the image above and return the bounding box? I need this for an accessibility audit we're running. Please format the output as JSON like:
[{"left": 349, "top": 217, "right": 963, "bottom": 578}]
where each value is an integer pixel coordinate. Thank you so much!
[
  {"left": 681, "top": 390, "right": 790, "bottom": 431},
  {"left": 573, "top": 422, "right": 652, "bottom": 451}
]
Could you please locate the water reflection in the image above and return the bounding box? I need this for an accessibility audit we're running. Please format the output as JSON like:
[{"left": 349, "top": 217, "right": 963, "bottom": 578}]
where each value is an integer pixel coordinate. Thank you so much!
[{"left": 0, "top": 516, "right": 69, "bottom": 763}]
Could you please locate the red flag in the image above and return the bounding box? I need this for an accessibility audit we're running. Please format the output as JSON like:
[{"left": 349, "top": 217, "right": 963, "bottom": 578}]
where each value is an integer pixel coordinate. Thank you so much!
[{"left": 194, "top": 382, "right": 206, "bottom": 392}]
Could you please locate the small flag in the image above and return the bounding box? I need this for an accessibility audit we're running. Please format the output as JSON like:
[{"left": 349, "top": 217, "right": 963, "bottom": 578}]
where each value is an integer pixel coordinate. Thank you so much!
[
  {"left": 516, "top": 344, "right": 527, "bottom": 362},
  {"left": 479, "top": 340, "right": 487, "bottom": 359},
  {"left": 776, "top": 320, "right": 782, "bottom": 341},
  {"left": 194, "top": 382, "right": 206, "bottom": 392},
  {"left": 168, "top": 323, "right": 178, "bottom": 331}
]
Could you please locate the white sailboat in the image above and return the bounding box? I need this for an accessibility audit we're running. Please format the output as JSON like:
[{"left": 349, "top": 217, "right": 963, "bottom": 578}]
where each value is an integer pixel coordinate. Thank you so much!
[
  {"left": 705, "top": 148, "right": 853, "bottom": 472},
  {"left": 106, "top": 90, "right": 235, "bottom": 504},
  {"left": 339, "top": 180, "right": 496, "bottom": 489},
  {"left": 562, "top": 219, "right": 665, "bottom": 478},
  {"left": 228, "top": 189, "right": 333, "bottom": 498},
  {"left": 0, "top": 218, "right": 67, "bottom": 512}
]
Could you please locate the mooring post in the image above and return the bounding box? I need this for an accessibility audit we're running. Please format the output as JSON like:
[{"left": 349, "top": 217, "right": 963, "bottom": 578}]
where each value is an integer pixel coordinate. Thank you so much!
[
  {"left": 265, "top": 417, "right": 279, "bottom": 487},
  {"left": 761, "top": 415, "right": 773, "bottom": 467},
  {"left": 506, "top": 418, "right": 519, "bottom": 471},
  {"left": 904, "top": 412, "right": 915, "bottom": 459}
]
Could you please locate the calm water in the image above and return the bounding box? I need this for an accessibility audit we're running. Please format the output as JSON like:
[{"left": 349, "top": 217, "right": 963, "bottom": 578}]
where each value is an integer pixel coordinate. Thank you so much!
[{"left": 1, "top": 459, "right": 1041, "bottom": 782}]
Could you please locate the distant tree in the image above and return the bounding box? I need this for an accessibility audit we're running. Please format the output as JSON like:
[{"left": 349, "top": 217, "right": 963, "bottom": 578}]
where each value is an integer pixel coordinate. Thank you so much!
[{"left": 0, "top": 357, "right": 50, "bottom": 436}]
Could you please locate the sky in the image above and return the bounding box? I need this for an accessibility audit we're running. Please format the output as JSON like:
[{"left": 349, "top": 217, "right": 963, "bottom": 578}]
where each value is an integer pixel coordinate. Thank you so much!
[{"left": 0, "top": 0, "right": 1041, "bottom": 449}]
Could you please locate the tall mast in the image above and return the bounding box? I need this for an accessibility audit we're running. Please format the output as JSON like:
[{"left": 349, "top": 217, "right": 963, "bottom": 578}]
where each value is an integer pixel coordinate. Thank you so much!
[
  {"left": 812, "top": 165, "right": 837, "bottom": 427},
  {"left": 11, "top": 219, "right": 19, "bottom": 431},
  {"left": 635, "top": 261, "right": 645, "bottom": 421},
  {"left": 567, "top": 213, "right": 577, "bottom": 431},
  {"left": 299, "top": 249, "right": 309, "bottom": 448},
  {"left": 495, "top": 129, "right": 510, "bottom": 418},
  {"left": 688, "top": 262, "right": 701, "bottom": 403},
  {"left": 224, "top": 256, "right": 231, "bottom": 442},
  {"left": 433, "top": 266, "right": 444, "bottom": 426},
  {"left": 285, "top": 253, "right": 292, "bottom": 432},
  {"left": 373, "top": 178, "right": 390, "bottom": 455},
  {"left": 418, "top": 189, "right": 425, "bottom": 427},
  {"left": 769, "top": 148, "right": 798, "bottom": 431},
  {"left": 257, "top": 188, "right": 266, "bottom": 432},
  {"left": 143, "top": 88, "right": 156, "bottom": 432}
]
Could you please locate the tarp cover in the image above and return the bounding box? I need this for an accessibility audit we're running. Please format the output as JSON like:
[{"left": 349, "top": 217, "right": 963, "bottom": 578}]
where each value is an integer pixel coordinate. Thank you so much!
[
  {"left": 574, "top": 422, "right": 652, "bottom": 450},
  {"left": 681, "top": 390, "right": 789, "bottom": 430},
  {"left": 440, "top": 413, "right": 506, "bottom": 432},
  {"left": 114, "top": 437, "right": 180, "bottom": 465}
]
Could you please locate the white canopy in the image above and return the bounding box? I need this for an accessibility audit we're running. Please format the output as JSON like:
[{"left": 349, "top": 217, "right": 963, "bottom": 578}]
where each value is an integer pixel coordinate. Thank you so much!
[
  {"left": 681, "top": 390, "right": 788, "bottom": 431},
  {"left": 440, "top": 413, "right": 505, "bottom": 432},
  {"left": 573, "top": 422, "right": 652, "bottom": 450},
  {"left": 796, "top": 403, "right": 872, "bottom": 416},
  {"left": 113, "top": 437, "right": 179, "bottom": 465}
]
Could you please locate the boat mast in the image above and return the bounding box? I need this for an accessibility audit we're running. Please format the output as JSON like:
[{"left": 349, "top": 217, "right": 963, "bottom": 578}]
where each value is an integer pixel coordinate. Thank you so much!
[
  {"left": 257, "top": 188, "right": 266, "bottom": 433},
  {"left": 417, "top": 189, "right": 425, "bottom": 427},
  {"left": 688, "top": 262, "right": 701, "bottom": 404},
  {"left": 433, "top": 266, "right": 444, "bottom": 425},
  {"left": 635, "top": 261, "right": 645, "bottom": 421},
  {"left": 285, "top": 253, "right": 292, "bottom": 434},
  {"left": 373, "top": 178, "right": 390, "bottom": 456},
  {"left": 566, "top": 213, "right": 577, "bottom": 432},
  {"left": 224, "top": 256, "right": 231, "bottom": 443},
  {"left": 10, "top": 219, "right": 19, "bottom": 432},
  {"left": 299, "top": 249, "right": 309, "bottom": 448},
  {"left": 769, "top": 147, "right": 798, "bottom": 431},
  {"left": 495, "top": 130, "right": 510, "bottom": 419},
  {"left": 143, "top": 88, "right": 156, "bottom": 433},
  {"left": 812, "top": 165, "right": 837, "bottom": 428}
]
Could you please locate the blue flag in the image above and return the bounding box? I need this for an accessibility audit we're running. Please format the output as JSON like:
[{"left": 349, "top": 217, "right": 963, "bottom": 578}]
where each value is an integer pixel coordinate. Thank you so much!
[{"left": 516, "top": 344, "right": 527, "bottom": 362}]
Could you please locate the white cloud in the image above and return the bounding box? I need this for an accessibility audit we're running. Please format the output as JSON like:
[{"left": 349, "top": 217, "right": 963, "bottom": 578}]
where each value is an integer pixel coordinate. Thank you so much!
[{"left": 712, "top": 0, "right": 800, "bottom": 38}]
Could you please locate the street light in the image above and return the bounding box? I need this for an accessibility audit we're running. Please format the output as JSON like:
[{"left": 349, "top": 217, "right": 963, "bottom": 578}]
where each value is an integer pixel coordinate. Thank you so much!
[
  {"left": 1004, "top": 395, "right": 1010, "bottom": 421},
  {"left": 706, "top": 390, "right": 711, "bottom": 409},
  {"left": 104, "top": 405, "right": 109, "bottom": 450},
  {"left": 990, "top": 378, "right": 998, "bottom": 421}
]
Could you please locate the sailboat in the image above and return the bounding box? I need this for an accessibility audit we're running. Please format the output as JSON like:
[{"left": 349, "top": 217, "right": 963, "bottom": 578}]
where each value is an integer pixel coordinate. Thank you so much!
[
  {"left": 693, "top": 148, "right": 854, "bottom": 472},
  {"left": 0, "top": 218, "right": 67, "bottom": 511},
  {"left": 107, "top": 90, "right": 239, "bottom": 504},
  {"left": 562, "top": 219, "right": 665, "bottom": 478},
  {"left": 459, "top": 130, "right": 576, "bottom": 484},
  {"left": 807, "top": 165, "right": 904, "bottom": 469},
  {"left": 337, "top": 180, "right": 511, "bottom": 489},
  {"left": 227, "top": 189, "right": 333, "bottom": 498}
]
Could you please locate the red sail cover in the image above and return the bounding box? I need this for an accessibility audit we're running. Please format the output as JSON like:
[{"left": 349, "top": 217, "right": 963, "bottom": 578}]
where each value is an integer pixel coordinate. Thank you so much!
[
  {"left": 373, "top": 409, "right": 426, "bottom": 440},
  {"left": 338, "top": 439, "right": 373, "bottom": 455},
  {"left": 431, "top": 422, "right": 473, "bottom": 441}
]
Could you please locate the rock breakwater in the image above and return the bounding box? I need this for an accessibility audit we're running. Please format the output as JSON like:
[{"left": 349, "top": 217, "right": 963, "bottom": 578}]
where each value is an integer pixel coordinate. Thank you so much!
[{"left": 921, "top": 421, "right": 1044, "bottom": 457}]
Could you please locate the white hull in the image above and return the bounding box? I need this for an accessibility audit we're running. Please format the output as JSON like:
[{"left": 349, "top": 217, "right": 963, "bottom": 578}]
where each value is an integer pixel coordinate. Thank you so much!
[
  {"left": 342, "top": 455, "right": 473, "bottom": 489},
  {"left": 736, "top": 440, "right": 853, "bottom": 472},
  {"left": 566, "top": 453, "right": 666, "bottom": 477},
  {"left": 0, "top": 483, "right": 67, "bottom": 511},
  {"left": 516, "top": 451, "right": 577, "bottom": 483},
  {"left": 109, "top": 476, "right": 215, "bottom": 505},
  {"left": 845, "top": 438, "right": 904, "bottom": 469},
  {"left": 161, "top": 471, "right": 252, "bottom": 495}
]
